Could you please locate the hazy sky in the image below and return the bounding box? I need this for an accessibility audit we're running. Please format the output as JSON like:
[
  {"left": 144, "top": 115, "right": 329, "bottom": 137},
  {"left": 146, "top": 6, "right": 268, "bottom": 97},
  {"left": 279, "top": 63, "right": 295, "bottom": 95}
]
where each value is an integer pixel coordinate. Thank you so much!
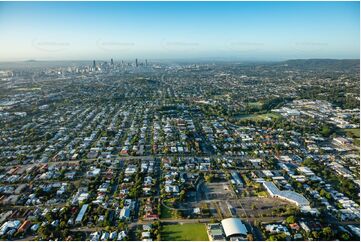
[{"left": 0, "top": 1, "right": 359, "bottom": 61}]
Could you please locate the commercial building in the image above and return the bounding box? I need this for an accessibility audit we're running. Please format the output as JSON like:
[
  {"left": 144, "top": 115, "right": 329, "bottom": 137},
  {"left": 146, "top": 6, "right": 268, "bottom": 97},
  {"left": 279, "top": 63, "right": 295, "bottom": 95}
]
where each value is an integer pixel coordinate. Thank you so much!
[
  {"left": 221, "top": 218, "right": 248, "bottom": 240},
  {"left": 263, "top": 182, "right": 309, "bottom": 207},
  {"left": 207, "top": 223, "right": 226, "bottom": 241}
]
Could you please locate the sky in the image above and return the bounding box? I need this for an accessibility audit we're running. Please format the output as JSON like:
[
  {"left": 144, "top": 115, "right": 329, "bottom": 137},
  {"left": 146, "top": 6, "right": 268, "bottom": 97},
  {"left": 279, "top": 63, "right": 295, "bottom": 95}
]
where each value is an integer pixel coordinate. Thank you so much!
[{"left": 0, "top": 1, "right": 359, "bottom": 61}]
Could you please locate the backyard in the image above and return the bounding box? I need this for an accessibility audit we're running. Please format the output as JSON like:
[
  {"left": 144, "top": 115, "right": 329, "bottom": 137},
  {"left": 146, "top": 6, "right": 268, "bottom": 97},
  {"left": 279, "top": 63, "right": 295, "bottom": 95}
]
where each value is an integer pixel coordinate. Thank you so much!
[{"left": 160, "top": 203, "right": 174, "bottom": 219}]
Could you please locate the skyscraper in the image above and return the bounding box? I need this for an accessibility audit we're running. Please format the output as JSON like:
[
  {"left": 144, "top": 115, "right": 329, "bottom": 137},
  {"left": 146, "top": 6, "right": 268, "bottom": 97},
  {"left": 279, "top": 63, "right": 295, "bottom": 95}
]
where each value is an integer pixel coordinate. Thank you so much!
[
  {"left": 111, "top": 58, "right": 114, "bottom": 65},
  {"left": 145, "top": 59, "right": 148, "bottom": 66},
  {"left": 135, "top": 58, "right": 138, "bottom": 67},
  {"left": 93, "top": 60, "right": 96, "bottom": 69}
]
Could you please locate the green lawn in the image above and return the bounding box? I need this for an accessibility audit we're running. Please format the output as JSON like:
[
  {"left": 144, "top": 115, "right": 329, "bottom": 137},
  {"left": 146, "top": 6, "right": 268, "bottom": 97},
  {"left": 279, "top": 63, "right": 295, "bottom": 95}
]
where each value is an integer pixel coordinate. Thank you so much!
[
  {"left": 343, "top": 128, "right": 360, "bottom": 147},
  {"left": 161, "top": 223, "right": 209, "bottom": 241},
  {"left": 248, "top": 101, "right": 263, "bottom": 108},
  {"left": 237, "top": 112, "right": 281, "bottom": 121},
  {"left": 344, "top": 128, "right": 360, "bottom": 138},
  {"left": 160, "top": 203, "right": 174, "bottom": 219}
]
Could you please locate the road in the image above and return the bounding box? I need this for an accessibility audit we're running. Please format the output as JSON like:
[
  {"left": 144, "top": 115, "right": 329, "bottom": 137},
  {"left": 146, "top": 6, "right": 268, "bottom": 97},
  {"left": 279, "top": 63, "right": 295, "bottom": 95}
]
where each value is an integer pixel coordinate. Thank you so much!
[
  {"left": 71, "top": 216, "right": 287, "bottom": 233},
  {"left": 1, "top": 154, "right": 277, "bottom": 170}
]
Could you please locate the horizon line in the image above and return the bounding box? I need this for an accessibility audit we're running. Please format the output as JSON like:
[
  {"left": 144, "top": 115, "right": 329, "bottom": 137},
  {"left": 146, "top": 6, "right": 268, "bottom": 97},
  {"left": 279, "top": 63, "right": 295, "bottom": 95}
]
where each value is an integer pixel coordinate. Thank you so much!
[{"left": 0, "top": 57, "right": 360, "bottom": 63}]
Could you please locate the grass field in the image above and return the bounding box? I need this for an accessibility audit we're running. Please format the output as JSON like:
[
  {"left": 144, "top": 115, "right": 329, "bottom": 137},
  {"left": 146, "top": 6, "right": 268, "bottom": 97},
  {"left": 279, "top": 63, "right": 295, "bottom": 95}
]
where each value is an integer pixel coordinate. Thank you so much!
[
  {"left": 161, "top": 223, "right": 209, "bottom": 241},
  {"left": 344, "top": 128, "right": 360, "bottom": 147},
  {"left": 236, "top": 112, "right": 282, "bottom": 121},
  {"left": 248, "top": 101, "right": 263, "bottom": 109},
  {"left": 344, "top": 128, "right": 360, "bottom": 138}
]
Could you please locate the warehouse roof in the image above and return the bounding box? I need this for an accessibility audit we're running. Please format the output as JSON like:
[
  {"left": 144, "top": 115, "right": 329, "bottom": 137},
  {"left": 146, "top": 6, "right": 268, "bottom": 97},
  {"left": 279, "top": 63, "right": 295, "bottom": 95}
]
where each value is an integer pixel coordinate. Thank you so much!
[
  {"left": 221, "top": 218, "right": 247, "bottom": 238},
  {"left": 263, "top": 181, "right": 309, "bottom": 207}
]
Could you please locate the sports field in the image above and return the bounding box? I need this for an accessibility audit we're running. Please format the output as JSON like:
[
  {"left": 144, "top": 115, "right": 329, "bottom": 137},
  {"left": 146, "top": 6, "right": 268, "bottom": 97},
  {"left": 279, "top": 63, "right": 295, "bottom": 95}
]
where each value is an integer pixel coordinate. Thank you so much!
[
  {"left": 236, "top": 112, "right": 281, "bottom": 121},
  {"left": 161, "top": 223, "right": 209, "bottom": 241}
]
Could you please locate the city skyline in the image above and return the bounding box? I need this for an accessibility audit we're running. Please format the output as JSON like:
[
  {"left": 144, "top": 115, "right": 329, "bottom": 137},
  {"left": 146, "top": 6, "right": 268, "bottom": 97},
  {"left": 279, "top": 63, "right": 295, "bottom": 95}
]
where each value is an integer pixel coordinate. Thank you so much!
[{"left": 0, "top": 1, "right": 360, "bottom": 61}]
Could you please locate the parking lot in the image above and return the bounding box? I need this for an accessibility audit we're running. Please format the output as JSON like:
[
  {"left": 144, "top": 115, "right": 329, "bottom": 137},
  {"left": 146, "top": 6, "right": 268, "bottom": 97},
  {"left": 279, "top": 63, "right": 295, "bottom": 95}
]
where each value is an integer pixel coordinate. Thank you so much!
[{"left": 202, "top": 182, "right": 235, "bottom": 201}]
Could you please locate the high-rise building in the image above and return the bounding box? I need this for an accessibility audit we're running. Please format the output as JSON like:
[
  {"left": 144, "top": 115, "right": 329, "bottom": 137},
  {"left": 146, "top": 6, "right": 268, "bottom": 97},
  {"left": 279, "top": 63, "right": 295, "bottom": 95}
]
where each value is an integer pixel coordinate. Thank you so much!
[
  {"left": 145, "top": 59, "right": 148, "bottom": 66},
  {"left": 135, "top": 58, "right": 138, "bottom": 67},
  {"left": 111, "top": 58, "right": 114, "bottom": 65},
  {"left": 93, "top": 60, "right": 96, "bottom": 68}
]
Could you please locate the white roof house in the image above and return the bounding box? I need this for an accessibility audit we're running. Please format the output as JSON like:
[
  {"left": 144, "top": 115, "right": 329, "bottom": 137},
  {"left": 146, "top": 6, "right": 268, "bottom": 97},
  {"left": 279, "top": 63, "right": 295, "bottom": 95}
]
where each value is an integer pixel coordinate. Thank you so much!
[
  {"left": 297, "top": 166, "right": 315, "bottom": 176},
  {"left": 221, "top": 218, "right": 248, "bottom": 238},
  {"left": 75, "top": 204, "right": 89, "bottom": 224},
  {"left": 119, "top": 208, "right": 130, "bottom": 220}
]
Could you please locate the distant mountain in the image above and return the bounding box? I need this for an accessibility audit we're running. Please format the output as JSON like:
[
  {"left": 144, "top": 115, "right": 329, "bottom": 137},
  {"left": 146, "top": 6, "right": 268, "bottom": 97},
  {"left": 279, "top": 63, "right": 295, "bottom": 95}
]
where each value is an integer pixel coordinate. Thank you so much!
[{"left": 280, "top": 59, "right": 359, "bottom": 71}]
